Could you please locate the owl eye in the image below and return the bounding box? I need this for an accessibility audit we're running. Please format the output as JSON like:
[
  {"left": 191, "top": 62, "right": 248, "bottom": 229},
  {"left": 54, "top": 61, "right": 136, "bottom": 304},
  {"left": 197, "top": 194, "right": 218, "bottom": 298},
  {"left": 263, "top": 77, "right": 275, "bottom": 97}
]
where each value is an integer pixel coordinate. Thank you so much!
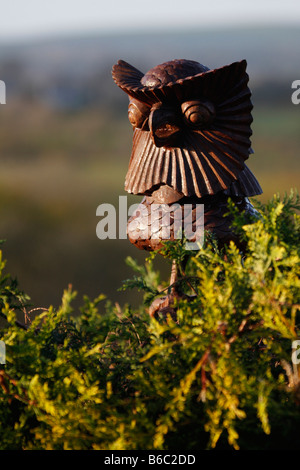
[
  {"left": 181, "top": 100, "right": 215, "bottom": 128},
  {"left": 128, "top": 99, "right": 150, "bottom": 130}
]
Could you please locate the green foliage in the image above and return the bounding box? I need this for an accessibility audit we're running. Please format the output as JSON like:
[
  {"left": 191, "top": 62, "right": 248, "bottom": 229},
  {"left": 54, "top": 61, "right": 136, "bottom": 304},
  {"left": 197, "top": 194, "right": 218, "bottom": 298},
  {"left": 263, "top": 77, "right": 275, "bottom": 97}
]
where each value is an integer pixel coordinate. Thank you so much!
[{"left": 0, "top": 191, "right": 300, "bottom": 450}]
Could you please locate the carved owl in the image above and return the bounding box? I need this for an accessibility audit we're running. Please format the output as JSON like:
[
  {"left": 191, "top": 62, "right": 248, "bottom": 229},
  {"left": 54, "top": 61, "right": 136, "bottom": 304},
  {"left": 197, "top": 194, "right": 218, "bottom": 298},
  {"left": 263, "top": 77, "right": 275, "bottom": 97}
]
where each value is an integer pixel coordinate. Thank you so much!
[{"left": 112, "top": 58, "right": 262, "bottom": 252}]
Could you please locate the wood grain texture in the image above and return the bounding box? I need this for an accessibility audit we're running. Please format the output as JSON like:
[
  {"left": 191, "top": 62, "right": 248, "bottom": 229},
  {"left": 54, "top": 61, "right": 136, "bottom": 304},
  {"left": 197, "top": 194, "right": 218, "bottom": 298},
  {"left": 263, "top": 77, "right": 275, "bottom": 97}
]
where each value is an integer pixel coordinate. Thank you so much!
[{"left": 112, "top": 58, "right": 262, "bottom": 255}]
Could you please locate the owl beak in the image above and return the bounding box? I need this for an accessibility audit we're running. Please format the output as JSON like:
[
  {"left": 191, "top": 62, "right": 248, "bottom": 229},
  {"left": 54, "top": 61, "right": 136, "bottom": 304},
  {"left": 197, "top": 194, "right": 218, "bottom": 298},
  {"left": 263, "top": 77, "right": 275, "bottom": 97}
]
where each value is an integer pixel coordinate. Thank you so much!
[{"left": 149, "top": 105, "right": 181, "bottom": 148}]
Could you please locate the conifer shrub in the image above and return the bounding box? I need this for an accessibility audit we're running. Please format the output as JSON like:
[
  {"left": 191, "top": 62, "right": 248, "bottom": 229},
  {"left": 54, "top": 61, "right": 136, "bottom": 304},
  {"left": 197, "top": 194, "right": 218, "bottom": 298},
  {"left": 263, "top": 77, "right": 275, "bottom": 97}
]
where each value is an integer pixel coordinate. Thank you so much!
[{"left": 0, "top": 191, "right": 299, "bottom": 450}]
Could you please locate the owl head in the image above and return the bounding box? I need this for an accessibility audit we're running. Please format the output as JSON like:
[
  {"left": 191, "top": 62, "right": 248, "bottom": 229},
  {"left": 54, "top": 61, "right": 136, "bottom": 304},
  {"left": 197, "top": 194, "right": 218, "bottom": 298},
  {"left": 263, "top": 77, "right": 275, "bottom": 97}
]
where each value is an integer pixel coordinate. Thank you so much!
[{"left": 112, "top": 59, "right": 257, "bottom": 199}]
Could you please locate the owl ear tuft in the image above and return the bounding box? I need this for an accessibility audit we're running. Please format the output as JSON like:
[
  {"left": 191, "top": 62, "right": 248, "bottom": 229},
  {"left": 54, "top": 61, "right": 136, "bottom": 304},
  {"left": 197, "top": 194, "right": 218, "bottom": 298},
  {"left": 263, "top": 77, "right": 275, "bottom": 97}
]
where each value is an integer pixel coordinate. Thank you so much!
[{"left": 112, "top": 60, "right": 144, "bottom": 92}]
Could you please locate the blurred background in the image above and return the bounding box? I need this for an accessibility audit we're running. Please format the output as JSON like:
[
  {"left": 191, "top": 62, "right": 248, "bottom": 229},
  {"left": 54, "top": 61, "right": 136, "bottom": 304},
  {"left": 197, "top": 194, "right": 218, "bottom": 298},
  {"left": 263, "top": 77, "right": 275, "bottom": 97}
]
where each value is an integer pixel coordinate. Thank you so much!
[{"left": 0, "top": 0, "right": 299, "bottom": 312}]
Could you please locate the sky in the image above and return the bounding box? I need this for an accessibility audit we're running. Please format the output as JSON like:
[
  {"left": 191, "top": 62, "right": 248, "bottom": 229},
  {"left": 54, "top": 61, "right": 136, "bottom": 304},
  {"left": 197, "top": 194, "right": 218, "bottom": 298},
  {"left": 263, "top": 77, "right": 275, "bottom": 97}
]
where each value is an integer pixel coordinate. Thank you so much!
[{"left": 1, "top": 0, "right": 300, "bottom": 40}]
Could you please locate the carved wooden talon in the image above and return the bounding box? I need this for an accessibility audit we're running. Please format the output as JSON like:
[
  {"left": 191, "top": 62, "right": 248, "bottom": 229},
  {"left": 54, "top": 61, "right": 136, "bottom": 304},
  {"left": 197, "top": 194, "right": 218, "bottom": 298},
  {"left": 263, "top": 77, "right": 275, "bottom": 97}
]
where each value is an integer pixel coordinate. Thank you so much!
[{"left": 148, "top": 294, "right": 177, "bottom": 319}]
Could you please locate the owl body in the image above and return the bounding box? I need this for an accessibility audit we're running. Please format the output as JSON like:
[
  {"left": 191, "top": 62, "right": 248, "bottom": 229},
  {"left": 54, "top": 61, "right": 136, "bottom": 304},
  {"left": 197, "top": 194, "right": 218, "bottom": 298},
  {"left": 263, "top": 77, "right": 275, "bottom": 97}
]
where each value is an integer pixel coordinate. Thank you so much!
[
  {"left": 112, "top": 58, "right": 262, "bottom": 253},
  {"left": 127, "top": 179, "right": 259, "bottom": 253}
]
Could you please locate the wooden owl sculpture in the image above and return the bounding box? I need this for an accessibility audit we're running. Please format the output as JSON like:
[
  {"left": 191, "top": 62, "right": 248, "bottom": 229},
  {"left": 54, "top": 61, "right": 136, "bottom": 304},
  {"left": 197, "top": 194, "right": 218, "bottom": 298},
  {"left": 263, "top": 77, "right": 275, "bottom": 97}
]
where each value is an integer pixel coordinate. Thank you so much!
[{"left": 112, "top": 58, "right": 262, "bottom": 314}]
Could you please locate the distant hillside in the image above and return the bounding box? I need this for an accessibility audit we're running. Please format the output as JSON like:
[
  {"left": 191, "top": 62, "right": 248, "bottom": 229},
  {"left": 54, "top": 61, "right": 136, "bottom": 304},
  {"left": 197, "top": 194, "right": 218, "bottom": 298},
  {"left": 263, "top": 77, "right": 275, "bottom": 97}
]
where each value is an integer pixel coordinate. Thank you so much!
[{"left": 0, "top": 25, "right": 299, "bottom": 109}]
